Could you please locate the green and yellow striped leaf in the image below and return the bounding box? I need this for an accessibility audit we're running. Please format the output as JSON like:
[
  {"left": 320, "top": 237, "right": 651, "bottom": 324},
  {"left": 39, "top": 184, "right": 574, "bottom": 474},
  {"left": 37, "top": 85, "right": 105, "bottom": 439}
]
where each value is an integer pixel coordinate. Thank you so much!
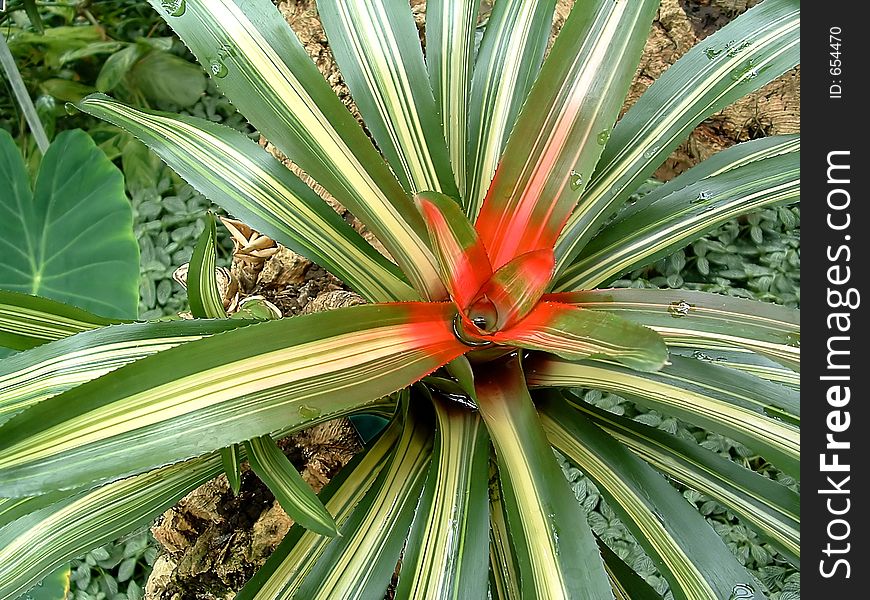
[
  {"left": 465, "top": 0, "right": 556, "bottom": 215},
  {"left": 492, "top": 302, "right": 668, "bottom": 373},
  {"left": 597, "top": 135, "right": 799, "bottom": 228},
  {"left": 555, "top": 396, "right": 799, "bottom": 565},
  {"left": 0, "top": 290, "right": 120, "bottom": 351},
  {"left": 0, "top": 454, "right": 222, "bottom": 600},
  {"left": 545, "top": 288, "right": 800, "bottom": 371},
  {"left": 670, "top": 348, "right": 799, "bottom": 390},
  {"left": 0, "top": 490, "right": 74, "bottom": 531},
  {"left": 474, "top": 0, "right": 658, "bottom": 268},
  {"left": 541, "top": 397, "right": 766, "bottom": 600},
  {"left": 147, "top": 0, "right": 443, "bottom": 299},
  {"left": 187, "top": 212, "right": 227, "bottom": 319},
  {"left": 555, "top": 0, "right": 800, "bottom": 268},
  {"left": 425, "top": 0, "right": 478, "bottom": 195},
  {"left": 318, "top": 0, "right": 457, "bottom": 197},
  {"left": 245, "top": 435, "right": 338, "bottom": 537},
  {"left": 239, "top": 414, "right": 402, "bottom": 600},
  {"left": 475, "top": 356, "right": 613, "bottom": 600},
  {"left": 291, "top": 398, "right": 434, "bottom": 600},
  {"left": 220, "top": 443, "right": 243, "bottom": 496},
  {"left": 0, "top": 303, "right": 465, "bottom": 496},
  {"left": 526, "top": 355, "right": 799, "bottom": 478},
  {"left": 0, "top": 319, "right": 248, "bottom": 426},
  {"left": 78, "top": 94, "right": 415, "bottom": 303},
  {"left": 556, "top": 146, "right": 800, "bottom": 291},
  {"left": 396, "top": 393, "right": 490, "bottom": 599},
  {"left": 488, "top": 468, "right": 522, "bottom": 600},
  {"left": 415, "top": 192, "right": 492, "bottom": 310}
]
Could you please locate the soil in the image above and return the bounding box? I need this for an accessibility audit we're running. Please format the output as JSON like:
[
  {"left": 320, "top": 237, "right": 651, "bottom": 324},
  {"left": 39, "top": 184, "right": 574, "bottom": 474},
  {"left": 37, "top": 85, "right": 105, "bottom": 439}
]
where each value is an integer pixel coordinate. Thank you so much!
[{"left": 145, "top": 1, "right": 800, "bottom": 598}]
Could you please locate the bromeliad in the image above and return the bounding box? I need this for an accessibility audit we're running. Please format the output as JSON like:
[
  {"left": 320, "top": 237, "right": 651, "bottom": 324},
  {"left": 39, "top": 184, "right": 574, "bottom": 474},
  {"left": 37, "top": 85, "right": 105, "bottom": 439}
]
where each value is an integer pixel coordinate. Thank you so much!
[{"left": 0, "top": 0, "right": 799, "bottom": 599}]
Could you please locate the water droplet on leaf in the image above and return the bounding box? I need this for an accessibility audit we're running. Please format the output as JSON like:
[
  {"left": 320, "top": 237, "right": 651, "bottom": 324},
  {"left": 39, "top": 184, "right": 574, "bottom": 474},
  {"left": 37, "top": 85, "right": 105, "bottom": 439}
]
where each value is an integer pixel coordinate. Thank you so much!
[
  {"left": 298, "top": 404, "right": 321, "bottom": 419},
  {"left": 643, "top": 146, "right": 660, "bottom": 159},
  {"left": 209, "top": 59, "right": 228, "bottom": 78},
  {"left": 692, "top": 190, "right": 713, "bottom": 203},
  {"left": 161, "top": 0, "right": 186, "bottom": 17},
  {"left": 729, "top": 583, "right": 756, "bottom": 600},
  {"left": 668, "top": 300, "right": 693, "bottom": 318},
  {"left": 569, "top": 170, "right": 583, "bottom": 191},
  {"left": 704, "top": 47, "right": 722, "bottom": 60},
  {"left": 596, "top": 129, "right": 610, "bottom": 145}
]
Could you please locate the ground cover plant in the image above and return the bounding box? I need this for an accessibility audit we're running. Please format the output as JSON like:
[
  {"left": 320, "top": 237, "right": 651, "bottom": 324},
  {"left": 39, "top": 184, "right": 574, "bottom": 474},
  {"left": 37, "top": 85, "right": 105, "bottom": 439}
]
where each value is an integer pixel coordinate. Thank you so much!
[{"left": 0, "top": 0, "right": 799, "bottom": 598}]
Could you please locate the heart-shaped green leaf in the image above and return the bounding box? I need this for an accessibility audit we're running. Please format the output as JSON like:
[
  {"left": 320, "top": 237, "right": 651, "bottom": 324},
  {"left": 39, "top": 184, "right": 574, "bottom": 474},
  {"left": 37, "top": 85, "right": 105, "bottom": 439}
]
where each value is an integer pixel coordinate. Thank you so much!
[{"left": 0, "top": 129, "right": 139, "bottom": 319}]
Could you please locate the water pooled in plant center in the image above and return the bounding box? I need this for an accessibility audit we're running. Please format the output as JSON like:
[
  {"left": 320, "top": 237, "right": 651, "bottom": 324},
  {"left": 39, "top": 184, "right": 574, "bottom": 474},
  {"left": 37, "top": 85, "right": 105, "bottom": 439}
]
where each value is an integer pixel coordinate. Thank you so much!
[
  {"left": 569, "top": 170, "right": 583, "bottom": 191},
  {"left": 667, "top": 300, "right": 693, "bottom": 318},
  {"left": 161, "top": 0, "right": 186, "bottom": 17},
  {"left": 729, "top": 583, "right": 756, "bottom": 599}
]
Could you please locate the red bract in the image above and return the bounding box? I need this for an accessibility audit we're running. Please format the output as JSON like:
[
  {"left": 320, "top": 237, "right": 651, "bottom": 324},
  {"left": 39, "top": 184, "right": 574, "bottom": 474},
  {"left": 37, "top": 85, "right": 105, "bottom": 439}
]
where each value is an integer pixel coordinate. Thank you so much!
[{"left": 414, "top": 191, "right": 668, "bottom": 373}]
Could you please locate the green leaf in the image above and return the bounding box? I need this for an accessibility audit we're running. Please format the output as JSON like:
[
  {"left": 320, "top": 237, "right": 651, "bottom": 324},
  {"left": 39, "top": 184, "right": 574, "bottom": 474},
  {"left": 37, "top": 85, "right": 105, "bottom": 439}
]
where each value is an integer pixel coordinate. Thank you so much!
[
  {"left": 540, "top": 395, "right": 767, "bottom": 600},
  {"left": 17, "top": 563, "right": 71, "bottom": 600},
  {"left": 0, "top": 129, "right": 140, "bottom": 320},
  {"left": 474, "top": 0, "right": 658, "bottom": 268},
  {"left": 220, "top": 444, "right": 243, "bottom": 496},
  {"left": 597, "top": 539, "right": 664, "bottom": 600},
  {"left": 238, "top": 413, "right": 402, "bottom": 600},
  {"left": 40, "top": 79, "right": 95, "bottom": 103},
  {"left": 0, "top": 303, "right": 465, "bottom": 496},
  {"left": 557, "top": 142, "right": 800, "bottom": 290},
  {"left": 129, "top": 50, "right": 208, "bottom": 108},
  {"left": 318, "top": 0, "right": 457, "bottom": 197},
  {"left": 0, "top": 290, "right": 120, "bottom": 351},
  {"left": 0, "top": 455, "right": 222, "bottom": 600},
  {"left": 545, "top": 288, "right": 800, "bottom": 372},
  {"left": 187, "top": 213, "right": 226, "bottom": 319},
  {"left": 292, "top": 397, "right": 434, "bottom": 600},
  {"left": 0, "top": 319, "right": 248, "bottom": 426},
  {"left": 23, "top": 0, "right": 45, "bottom": 34},
  {"left": 555, "top": 0, "right": 800, "bottom": 267},
  {"left": 555, "top": 396, "right": 799, "bottom": 566},
  {"left": 78, "top": 94, "right": 415, "bottom": 303},
  {"left": 245, "top": 435, "right": 338, "bottom": 537},
  {"left": 465, "top": 0, "right": 556, "bottom": 215},
  {"left": 474, "top": 356, "right": 613, "bottom": 600},
  {"left": 425, "top": 0, "right": 477, "bottom": 195},
  {"left": 396, "top": 393, "right": 490, "bottom": 599},
  {"left": 527, "top": 355, "right": 799, "bottom": 478},
  {"left": 121, "top": 137, "right": 163, "bottom": 195},
  {"left": 148, "top": 0, "right": 443, "bottom": 299},
  {"left": 96, "top": 45, "right": 145, "bottom": 93}
]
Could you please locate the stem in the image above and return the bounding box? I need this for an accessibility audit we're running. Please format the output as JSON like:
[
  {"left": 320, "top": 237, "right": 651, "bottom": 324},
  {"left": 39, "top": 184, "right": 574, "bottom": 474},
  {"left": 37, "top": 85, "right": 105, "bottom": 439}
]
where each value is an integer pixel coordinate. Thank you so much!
[{"left": 0, "top": 32, "right": 50, "bottom": 153}]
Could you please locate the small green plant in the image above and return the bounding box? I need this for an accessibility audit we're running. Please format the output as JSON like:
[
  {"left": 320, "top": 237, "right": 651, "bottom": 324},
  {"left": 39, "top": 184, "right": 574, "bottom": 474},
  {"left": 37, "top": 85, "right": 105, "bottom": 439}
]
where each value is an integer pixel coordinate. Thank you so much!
[{"left": 0, "top": 1, "right": 799, "bottom": 599}]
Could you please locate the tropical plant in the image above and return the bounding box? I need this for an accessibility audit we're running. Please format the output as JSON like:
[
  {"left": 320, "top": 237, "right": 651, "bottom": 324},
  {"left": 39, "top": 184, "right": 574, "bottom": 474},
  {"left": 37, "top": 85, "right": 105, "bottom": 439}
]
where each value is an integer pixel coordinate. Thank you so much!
[{"left": 0, "top": 0, "right": 799, "bottom": 599}]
